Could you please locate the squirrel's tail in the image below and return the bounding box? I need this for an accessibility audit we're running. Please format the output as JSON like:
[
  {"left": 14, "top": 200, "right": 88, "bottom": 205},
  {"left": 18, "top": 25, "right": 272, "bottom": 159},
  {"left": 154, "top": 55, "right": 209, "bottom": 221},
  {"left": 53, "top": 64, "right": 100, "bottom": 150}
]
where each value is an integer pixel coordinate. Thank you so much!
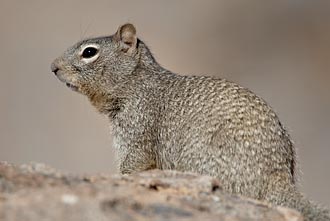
[
  {"left": 280, "top": 189, "right": 330, "bottom": 221},
  {"left": 265, "top": 172, "right": 330, "bottom": 221}
]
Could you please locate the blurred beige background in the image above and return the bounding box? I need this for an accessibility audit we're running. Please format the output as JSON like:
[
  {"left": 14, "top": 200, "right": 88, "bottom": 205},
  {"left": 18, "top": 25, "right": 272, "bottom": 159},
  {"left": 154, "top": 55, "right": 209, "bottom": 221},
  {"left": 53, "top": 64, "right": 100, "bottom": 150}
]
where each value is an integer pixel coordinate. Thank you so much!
[{"left": 0, "top": 0, "right": 329, "bottom": 205}]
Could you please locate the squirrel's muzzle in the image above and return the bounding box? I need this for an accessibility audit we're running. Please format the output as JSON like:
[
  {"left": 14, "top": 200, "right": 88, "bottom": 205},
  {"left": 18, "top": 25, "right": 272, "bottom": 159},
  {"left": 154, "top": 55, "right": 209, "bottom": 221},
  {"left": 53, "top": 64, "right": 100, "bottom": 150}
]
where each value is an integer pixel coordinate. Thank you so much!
[{"left": 51, "top": 60, "right": 60, "bottom": 75}]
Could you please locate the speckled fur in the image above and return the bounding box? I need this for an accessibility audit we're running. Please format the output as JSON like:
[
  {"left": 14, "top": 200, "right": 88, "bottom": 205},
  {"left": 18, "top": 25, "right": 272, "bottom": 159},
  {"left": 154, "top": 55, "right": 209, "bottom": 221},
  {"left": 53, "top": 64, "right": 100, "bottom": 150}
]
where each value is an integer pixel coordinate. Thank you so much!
[{"left": 51, "top": 23, "right": 329, "bottom": 220}]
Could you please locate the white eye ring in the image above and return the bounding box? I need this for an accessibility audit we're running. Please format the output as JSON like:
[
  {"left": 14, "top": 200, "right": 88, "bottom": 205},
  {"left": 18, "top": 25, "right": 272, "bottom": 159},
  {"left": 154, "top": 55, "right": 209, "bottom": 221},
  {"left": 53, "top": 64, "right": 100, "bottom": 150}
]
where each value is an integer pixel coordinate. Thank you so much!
[{"left": 79, "top": 44, "right": 100, "bottom": 64}]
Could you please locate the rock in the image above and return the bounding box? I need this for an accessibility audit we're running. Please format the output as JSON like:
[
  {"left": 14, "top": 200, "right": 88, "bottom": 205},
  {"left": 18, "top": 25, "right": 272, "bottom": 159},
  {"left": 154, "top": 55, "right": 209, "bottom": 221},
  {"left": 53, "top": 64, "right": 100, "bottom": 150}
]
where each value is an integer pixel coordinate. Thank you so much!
[{"left": 0, "top": 161, "right": 302, "bottom": 221}]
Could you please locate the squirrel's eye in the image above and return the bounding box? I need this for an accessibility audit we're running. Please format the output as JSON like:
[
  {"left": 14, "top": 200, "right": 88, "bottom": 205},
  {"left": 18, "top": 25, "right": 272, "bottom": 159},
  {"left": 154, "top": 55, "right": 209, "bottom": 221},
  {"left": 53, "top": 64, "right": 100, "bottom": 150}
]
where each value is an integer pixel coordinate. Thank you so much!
[{"left": 82, "top": 47, "right": 98, "bottom": 58}]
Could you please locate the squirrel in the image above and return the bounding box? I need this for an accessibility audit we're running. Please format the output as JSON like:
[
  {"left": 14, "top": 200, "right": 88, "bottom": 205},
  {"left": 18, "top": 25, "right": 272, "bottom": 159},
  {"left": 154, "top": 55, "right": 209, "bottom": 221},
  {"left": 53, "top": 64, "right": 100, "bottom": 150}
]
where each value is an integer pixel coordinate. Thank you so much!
[{"left": 51, "top": 23, "right": 329, "bottom": 221}]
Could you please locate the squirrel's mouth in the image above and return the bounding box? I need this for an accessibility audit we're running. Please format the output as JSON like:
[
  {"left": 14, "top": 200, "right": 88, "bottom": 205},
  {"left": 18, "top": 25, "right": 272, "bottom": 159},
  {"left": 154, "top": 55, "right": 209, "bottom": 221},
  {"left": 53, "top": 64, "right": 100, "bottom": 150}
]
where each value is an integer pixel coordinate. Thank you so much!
[
  {"left": 66, "top": 83, "right": 79, "bottom": 92},
  {"left": 53, "top": 71, "right": 79, "bottom": 92}
]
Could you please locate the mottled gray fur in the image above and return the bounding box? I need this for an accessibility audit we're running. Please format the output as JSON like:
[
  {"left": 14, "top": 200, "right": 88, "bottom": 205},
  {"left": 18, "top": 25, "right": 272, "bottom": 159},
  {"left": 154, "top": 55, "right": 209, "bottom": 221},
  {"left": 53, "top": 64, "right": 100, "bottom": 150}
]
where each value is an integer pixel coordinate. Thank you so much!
[{"left": 51, "top": 23, "right": 329, "bottom": 220}]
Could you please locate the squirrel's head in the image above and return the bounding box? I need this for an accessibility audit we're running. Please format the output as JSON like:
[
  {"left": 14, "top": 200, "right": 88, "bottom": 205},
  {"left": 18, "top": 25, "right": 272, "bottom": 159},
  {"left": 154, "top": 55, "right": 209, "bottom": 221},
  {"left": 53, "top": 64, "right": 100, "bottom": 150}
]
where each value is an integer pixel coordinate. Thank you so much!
[{"left": 51, "top": 23, "right": 142, "bottom": 113}]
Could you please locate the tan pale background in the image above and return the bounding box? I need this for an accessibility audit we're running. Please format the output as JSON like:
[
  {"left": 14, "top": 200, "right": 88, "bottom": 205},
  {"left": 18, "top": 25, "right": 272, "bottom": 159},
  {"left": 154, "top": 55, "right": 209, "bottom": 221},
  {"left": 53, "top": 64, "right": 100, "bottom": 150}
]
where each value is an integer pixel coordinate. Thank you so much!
[{"left": 1, "top": 0, "right": 329, "bottom": 205}]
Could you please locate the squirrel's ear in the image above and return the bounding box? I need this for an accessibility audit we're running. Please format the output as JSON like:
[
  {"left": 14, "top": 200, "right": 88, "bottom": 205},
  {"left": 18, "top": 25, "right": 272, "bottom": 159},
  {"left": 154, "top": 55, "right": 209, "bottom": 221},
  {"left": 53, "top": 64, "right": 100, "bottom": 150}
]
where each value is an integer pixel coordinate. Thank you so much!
[{"left": 115, "top": 23, "right": 137, "bottom": 55}]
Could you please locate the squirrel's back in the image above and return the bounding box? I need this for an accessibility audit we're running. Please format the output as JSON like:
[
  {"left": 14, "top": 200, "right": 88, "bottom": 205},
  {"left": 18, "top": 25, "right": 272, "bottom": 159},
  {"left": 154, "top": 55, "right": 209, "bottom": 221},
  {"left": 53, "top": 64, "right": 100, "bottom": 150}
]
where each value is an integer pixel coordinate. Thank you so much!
[{"left": 148, "top": 75, "right": 296, "bottom": 199}]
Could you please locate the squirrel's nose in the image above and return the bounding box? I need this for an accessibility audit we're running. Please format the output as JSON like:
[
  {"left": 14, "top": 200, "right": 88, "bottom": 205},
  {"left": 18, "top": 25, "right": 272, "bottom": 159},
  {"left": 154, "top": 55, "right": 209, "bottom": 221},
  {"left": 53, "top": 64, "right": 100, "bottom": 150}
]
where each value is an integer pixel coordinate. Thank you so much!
[{"left": 51, "top": 62, "right": 59, "bottom": 75}]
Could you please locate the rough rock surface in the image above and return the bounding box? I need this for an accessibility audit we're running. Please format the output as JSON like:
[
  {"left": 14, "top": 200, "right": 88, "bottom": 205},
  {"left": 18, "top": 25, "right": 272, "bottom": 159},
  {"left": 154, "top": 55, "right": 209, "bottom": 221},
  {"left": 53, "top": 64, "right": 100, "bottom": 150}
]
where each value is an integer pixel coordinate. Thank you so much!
[{"left": 0, "top": 162, "right": 302, "bottom": 221}]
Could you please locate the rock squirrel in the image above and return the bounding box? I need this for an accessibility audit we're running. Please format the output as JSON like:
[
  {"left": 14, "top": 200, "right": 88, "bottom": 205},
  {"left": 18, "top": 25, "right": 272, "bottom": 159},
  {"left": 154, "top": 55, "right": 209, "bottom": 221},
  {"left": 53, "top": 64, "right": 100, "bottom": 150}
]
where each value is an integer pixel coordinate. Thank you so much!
[{"left": 51, "top": 23, "right": 329, "bottom": 220}]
